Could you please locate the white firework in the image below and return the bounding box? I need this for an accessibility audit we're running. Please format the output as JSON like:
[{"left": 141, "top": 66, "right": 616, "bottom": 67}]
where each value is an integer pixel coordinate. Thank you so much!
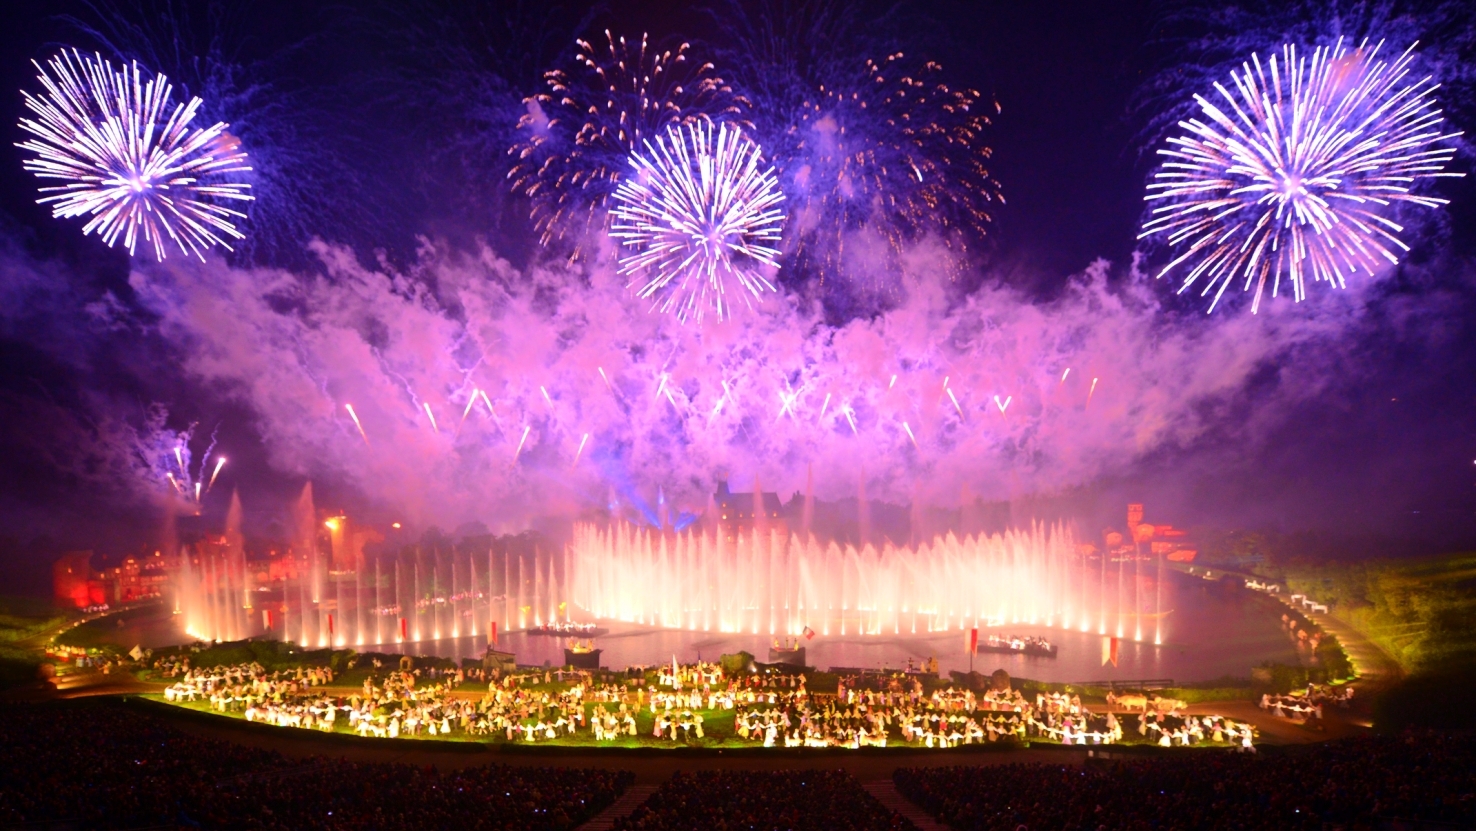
[
  {"left": 16, "top": 49, "right": 253, "bottom": 260},
  {"left": 1140, "top": 39, "right": 1463, "bottom": 313},
  {"left": 610, "top": 121, "right": 787, "bottom": 324}
]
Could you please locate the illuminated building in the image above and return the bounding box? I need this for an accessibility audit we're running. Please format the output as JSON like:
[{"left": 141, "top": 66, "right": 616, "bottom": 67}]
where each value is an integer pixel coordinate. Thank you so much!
[{"left": 713, "top": 480, "right": 789, "bottom": 544}]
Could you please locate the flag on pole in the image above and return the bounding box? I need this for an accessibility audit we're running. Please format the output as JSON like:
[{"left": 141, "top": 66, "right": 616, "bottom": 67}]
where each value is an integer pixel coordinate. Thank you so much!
[
  {"left": 1101, "top": 636, "right": 1119, "bottom": 667},
  {"left": 263, "top": 609, "right": 272, "bottom": 630},
  {"left": 399, "top": 617, "right": 407, "bottom": 641},
  {"left": 327, "top": 614, "right": 334, "bottom": 637},
  {"left": 802, "top": 626, "right": 815, "bottom": 640},
  {"left": 490, "top": 621, "right": 498, "bottom": 646},
  {"left": 966, "top": 627, "right": 979, "bottom": 654}
]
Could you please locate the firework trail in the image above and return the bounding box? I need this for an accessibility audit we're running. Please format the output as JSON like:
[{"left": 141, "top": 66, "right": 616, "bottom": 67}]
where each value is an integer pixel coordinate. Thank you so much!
[
  {"left": 1139, "top": 39, "right": 1463, "bottom": 312},
  {"left": 207, "top": 456, "right": 227, "bottom": 491},
  {"left": 610, "top": 121, "right": 787, "bottom": 324},
  {"left": 513, "top": 425, "right": 531, "bottom": 462},
  {"left": 129, "top": 415, "right": 223, "bottom": 506},
  {"left": 344, "top": 403, "right": 369, "bottom": 444},
  {"left": 768, "top": 53, "right": 1003, "bottom": 292},
  {"left": 508, "top": 31, "right": 749, "bottom": 245},
  {"left": 16, "top": 49, "right": 254, "bottom": 260}
]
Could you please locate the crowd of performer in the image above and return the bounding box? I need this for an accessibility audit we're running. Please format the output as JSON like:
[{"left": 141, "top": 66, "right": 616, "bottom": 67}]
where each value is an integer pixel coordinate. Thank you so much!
[
  {"left": 532, "top": 621, "right": 603, "bottom": 634},
  {"left": 723, "top": 673, "right": 1253, "bottom": 750},
  {"left": 1260, "top": 683, "right": 1355, "bottom": 721},
  {"left": 1280, "top": 612, "right": 1327, "bottom": 649},
  {"left": 894, "top": 731, "right": 1476, "bottom": 830},
  {"left": 655, "top": 660, "right": 724, "bottom": 688},
  {"left": 147, "top": 655, "right": 1257, "bottom": 750},
  {"left": 612, "top": 770, "right": 914, "bottom": 831},
  {"left": 0, "top": 701, "right": 630, "bottom": 830}
]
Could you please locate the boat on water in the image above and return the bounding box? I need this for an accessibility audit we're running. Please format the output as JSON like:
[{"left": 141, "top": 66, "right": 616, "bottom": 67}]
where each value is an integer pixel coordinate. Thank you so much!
[
  {"left": 978, "top": 635, "right": 1058, "bottom": 658},
  {"left": 527, "top": 623, "right": 609, "bottom": 637}
]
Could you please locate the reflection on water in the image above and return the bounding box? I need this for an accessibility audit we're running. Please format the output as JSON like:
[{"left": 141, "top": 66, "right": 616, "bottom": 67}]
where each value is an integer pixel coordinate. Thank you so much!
[{"left": 105, "top": 572, "right": 1299, "bottom": 684}]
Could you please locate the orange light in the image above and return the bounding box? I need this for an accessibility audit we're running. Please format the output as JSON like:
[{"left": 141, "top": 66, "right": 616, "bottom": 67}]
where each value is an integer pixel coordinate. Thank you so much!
[
  {"left": 324, "top": 518, "right": 340, "bottom": 530},
  {"left": 391, "top": 522, "right": 402, "bottom": 529}
]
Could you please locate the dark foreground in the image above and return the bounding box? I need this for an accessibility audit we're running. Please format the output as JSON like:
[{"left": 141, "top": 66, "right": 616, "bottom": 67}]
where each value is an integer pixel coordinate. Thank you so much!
[{"left": 0, "top": 699, "right": 1471, "bottom": 830}]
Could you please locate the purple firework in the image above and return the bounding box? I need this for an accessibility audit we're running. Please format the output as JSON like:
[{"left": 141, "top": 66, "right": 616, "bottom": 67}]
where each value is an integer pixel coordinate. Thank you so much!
[
  {"left": 16, "top": 48, "right": 253, "bottom": 260},
  {"left": 508, "top": 31, "right": 749, "bottom": 246},
  {"left": 777, "top": 53, "right": 1003, "bottom": 287},
  {"left": 1140, "top": 39, "right": 1463, "bottom": 312},
  {"left": 610, "top": 121, "right": 787, "bottom": 325}
]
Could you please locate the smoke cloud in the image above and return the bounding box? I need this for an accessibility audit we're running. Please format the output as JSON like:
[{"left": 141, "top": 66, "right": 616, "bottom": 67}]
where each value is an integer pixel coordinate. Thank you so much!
[{"left": 108, "top": 229, "right": 1369, "bottom": 530}]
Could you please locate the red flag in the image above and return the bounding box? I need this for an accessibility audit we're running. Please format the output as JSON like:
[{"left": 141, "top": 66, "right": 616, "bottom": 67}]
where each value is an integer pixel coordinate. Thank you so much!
[
  {"left": 399, "top": 617, "right": 407, "bottom": 641},
  {"left": 490, "top": 621, "right": 498, "bottom": 647},
  {"left": 802, "top": 626, "right": 815, "bottom": 640},
  {"left": 1101, "top": 636, "right": 1119, "bottom": 667},
  {"left": 327, "top": 614, "right": 334, "bottom": 637},
  {"left": 966, "top": 627, "right": 979, "bottom": 654},
  {"left": 263, "top": 609, "right": 273, "bottom": 630}
]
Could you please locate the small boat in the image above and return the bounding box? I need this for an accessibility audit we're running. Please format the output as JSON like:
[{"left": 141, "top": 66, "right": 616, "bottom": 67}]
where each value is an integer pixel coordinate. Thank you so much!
[
  {"left": 527, "top": 623, "right": 609, "bottom": 637},
  {"left": 978, "top": 636, "right": 1058, "bottom": 658}
]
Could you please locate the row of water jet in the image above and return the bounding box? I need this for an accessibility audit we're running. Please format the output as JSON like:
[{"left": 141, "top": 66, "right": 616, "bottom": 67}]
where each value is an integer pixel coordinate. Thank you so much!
[
  {"left": 342, "top": 540, "right": 568, "bottom": 648},
  {"left": 171, "top": 529, "right": 569, "bottom": 650},
  {"left": 570, "top": 522, "right": 1167, "bottom": 642},
  {"left": 175, "top": 543, "right": 254, "bottom": 642},
  {"left": 175, "top": 493, "right": 253, "bottom": 642}
]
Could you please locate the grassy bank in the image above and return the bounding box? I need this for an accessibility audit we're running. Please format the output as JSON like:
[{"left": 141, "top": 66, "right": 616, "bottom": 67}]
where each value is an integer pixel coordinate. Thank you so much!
[
  {"left": 0, "top": 595, "right": 66, "bottom": 644},
  {"left": 0, "top": 596, "right": 73, "bottom": 689},
  {"left": 1222, "top": 545, "right": 1476, "bottom": 729},
  {"left": 1231, "top": 550, "right": 1476, "bottom": 676}
]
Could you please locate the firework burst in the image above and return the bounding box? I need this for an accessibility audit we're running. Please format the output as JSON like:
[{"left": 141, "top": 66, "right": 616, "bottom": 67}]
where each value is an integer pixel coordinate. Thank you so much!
[
  {"left": 508, "top": 31, "right": 749, "bottom": 244},
  {"left": 1140, "top": 39, "right": 1463, "bottom": 312},
  {"left": 775, "top": 53, "right": 1003, "bottom": 286},
  {"left": 16, "top": 49, "right": 253, "bottom": 260},
  {"left": 610, "top": 121, "right": 787, "bottom": 324}
]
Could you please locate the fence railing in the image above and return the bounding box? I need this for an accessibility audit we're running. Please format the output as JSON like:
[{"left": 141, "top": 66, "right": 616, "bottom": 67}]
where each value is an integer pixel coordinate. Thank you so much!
[{"left": 1068, "top": 679, "right": 1176, "bottom": 689}]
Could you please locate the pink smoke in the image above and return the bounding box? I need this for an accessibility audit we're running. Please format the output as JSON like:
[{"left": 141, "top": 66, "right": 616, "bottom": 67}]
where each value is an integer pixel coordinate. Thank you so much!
[{"left": 129, "top": 234, "right": 1364, "bottom": 528}]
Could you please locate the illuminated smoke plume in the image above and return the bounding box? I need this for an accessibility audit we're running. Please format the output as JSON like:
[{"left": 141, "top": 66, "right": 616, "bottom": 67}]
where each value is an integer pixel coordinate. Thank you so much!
[
  {"left": 123, "top": 238, "right": 1358, "bottom": 530},
  {"left": 16, "top": 49, "right": 253, "bottom": 260},
  {"left": 507, "top": 31, "right": 750, "bottom": 245},
  {"left": 610, "top": 122, "right": 787, "bottom": 324},
  {"left": 1140, "top": 39, "right": 1462, "bottom": 312}
]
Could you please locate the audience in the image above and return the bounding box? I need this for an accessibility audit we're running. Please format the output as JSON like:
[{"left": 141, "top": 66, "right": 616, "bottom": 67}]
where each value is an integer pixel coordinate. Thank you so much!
[
  {"left": 895, "top": 731, "right": 1476, "bottom": 830},
  {"left": 614, "top": 769, "right": 916, "bottom": 831},
  {"left": 0, "top": 701, "right": 631, "bottom": 830}
]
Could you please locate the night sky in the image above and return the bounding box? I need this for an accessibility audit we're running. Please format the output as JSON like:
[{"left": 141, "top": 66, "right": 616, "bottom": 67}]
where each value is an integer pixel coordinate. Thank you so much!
[{"left": 0, "top": 0, "right": 1474, "bottom": 594}]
